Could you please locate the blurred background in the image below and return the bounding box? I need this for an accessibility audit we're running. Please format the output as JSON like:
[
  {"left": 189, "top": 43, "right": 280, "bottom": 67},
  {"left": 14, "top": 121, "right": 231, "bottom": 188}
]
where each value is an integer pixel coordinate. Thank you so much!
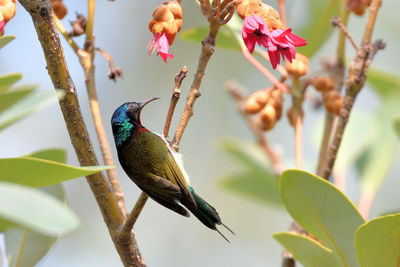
[{"left": 0, "top": 0, "right": 399, "bottom": 266}]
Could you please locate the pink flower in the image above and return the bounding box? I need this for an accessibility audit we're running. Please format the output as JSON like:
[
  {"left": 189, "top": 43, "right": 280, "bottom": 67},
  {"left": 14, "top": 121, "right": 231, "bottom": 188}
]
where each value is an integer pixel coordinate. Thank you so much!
[
  {"left": 267, "top": 28, "right": 307, "bottom": 69},
  {"left": 0, "top": 20, "right": 5, "bottom": 32},
  {"left": 147, "top": 33, "right": 174, "bottom": 63},
  {"left": 241, "top": 14, "right": 269, "bottom": 54}
]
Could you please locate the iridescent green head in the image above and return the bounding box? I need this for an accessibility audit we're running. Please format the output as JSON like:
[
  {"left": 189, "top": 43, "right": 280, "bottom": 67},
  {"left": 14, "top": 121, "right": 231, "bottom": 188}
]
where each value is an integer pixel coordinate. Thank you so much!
[{"left": 111, "top": 98, "right": 159, "bottom": 146}]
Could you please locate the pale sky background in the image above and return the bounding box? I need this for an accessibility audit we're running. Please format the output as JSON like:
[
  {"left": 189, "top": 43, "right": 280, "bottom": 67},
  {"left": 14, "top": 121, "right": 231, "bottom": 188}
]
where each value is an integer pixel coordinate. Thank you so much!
[{"left": 1, "top": 0, "right": 399, "bottom": 266}]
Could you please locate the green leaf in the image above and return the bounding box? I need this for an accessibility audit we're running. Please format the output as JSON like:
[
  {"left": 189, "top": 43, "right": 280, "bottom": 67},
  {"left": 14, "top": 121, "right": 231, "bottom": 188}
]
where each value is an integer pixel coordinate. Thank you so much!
[
  {"left": 367, "top": 68, "right": 400, "bottom": 99},
  {"left": 394, "top": 117, "right": 400, "bottom": 138},
  {"left": 312, "top": 111, "right": 374, "bottom": 172},
  {"left": 280, "top": 170, "right": 365, "bottom": 267},
  {"left": 180, "top": 26, "right": 241, "bottom": 51},
  {"left": 0, "top": 182, "right": 79, "bottom": 236},
  {"left": 219, "top": 139, "right": 272, "bottom": 170},
  {"left": 25, "top": 148, "right": 67, "bottom": 163},
  {"left": 0, "top": 89, "right": 65, "bottom": 130},
  {"left": 0, "top": 89, "right": 36, "bottom": 113},
  {"left": 0, "top": 157, "right": 113, "bottom": 187},
  {"left": 0, "top": 72, "right": 22, "bottom": 94},
  {"left": 220, "top": 170, "right": 280, "bottom": 205},
  {"left": 4, "top": 184, "right": 66, "bottom": 267},
  {"left": 357, "top": 102, "right": 400, "bottom": 194},
  {"left": 355, "top": 214, "right": 400, "bottom": 267},
  {"left": 274, "top": 232, "right": 340, "bottom": 267},
  {"left": 0, "top": 35, "right": 15, "bottom": 50},
  {"left": 297, "top": 0, "right": 339, "bottom": 57}
]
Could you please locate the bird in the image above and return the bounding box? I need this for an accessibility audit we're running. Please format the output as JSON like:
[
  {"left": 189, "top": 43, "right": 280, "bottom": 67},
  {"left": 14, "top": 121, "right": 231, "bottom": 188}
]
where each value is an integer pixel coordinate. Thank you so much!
[{"left": 111, "top": 98, "right": 234, "bottom": 241}]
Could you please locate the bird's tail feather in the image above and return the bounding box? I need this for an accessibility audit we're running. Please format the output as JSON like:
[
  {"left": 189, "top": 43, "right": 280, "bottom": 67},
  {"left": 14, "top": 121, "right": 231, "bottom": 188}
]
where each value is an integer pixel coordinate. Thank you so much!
[{"left": 188, "top": 186, "right": 234, "bottom": 241}]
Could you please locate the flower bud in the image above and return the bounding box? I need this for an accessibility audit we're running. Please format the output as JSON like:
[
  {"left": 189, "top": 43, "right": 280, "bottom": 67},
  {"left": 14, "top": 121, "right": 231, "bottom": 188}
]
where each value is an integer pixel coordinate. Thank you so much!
[
  {"left": 236, "top": 0, "right": 262, "bottom": 19},
  {"left": 0, "top": 0, "right": 17, "bottom": 24},
  {"left": 258, "top": 3, "right": 285, "bottom": 31},
  {"left": 52, "top": 0, "right": 67, "bottom": 19},
  {"left": 149, "top": 1, "right": 183, "bottom": 45},
  {"left": 286, "top": 53, "right": 309, "bottom": 77},
  {"left": 313, "top": 76, "right": 334, "bottom": 92}
]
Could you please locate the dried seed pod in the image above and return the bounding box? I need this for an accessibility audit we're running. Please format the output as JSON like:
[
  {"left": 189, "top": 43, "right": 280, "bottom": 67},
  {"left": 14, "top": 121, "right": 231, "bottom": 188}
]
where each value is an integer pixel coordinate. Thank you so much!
[
  {"left": 148, "top": 1, "right": 183, "bottom": 45},
  {"left": 313, "top": 76, "right": 335, "bottom": 92},
  {"left": 323, "top": 91, "right": 342, "bottom": 115},
  {"left": 257, "top": 104, "right": 277, "bottom": 131},
  {"left": 286, "top": 53, "right": 309, "bottom": 78},
  {"left": 52, "top": 0, "right": 67, "bottom": 19},
  {"left": 244, "top": 89, "right": 269, "bottom": 114},
  {"left": 286, "top": 106, "right": 303, "bottom": 127}
]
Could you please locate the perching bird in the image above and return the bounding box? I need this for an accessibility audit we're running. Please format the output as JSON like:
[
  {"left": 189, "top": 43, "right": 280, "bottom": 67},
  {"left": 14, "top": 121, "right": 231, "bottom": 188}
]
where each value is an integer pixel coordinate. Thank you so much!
[{"left": 111, "top": 98, "right": 233, "bottom": 241}]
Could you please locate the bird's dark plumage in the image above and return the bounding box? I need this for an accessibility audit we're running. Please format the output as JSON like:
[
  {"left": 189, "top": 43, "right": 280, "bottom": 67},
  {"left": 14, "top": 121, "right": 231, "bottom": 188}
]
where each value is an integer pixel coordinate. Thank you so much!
[{"left": 111, "top": 99, "right": 233, "bottom": 241}]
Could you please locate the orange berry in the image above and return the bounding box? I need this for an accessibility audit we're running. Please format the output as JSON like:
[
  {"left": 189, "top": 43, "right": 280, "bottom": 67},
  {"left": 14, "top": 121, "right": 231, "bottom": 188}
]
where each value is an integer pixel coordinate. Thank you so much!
[
  {"left": 52, "top": 1, "right": 67, "bottom": 19},
  {"left": 313, "top": 77, "right": 335, "bottom": 92},
  {"left": 244, "top": 97, "right": 263, "bottom": 114},
  {"left": 244, "top": 90, "right": 268, "bottom": 114},
  {"left": 323, "top": 91, "right": 342, "bottom": 115},
  {"left": 257, "top": 105, "right": 277, "bottom": 131},
  {"left": 286, "top": 107, "right": 303, "bottom": 127}
]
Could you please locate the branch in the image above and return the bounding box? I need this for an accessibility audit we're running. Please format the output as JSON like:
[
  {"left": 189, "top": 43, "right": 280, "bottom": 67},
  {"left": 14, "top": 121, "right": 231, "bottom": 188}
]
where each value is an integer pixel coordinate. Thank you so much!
[
  {"left": 163, "top": 66, "right": 188, "bottom": 139},
  {"left": 331, "top": 16, "right": 358, "bottom": 50},
  {"left": 119, "top": 193, "right": 149, "bottom": 240},
  {"left": 225, "top": 80, "right": 284, "bottom": 174},
  {"left": 172, "top": 0, "right": 235, "bottom": 151},
  {"left": 18, "top": 1, "right": 143, "bottom": 265},
  {"left": 318, "top": 0, "right": 383, "bottom": 180},
  {"left": 96, "top": 47, "right": 123, "bottom": 81}
]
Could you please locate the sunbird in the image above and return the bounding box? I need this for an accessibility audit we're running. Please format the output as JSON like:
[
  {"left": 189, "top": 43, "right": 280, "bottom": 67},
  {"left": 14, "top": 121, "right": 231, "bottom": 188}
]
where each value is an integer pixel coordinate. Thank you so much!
[{"left": 111, "top": 98, "right": 233, "bottom": 241}]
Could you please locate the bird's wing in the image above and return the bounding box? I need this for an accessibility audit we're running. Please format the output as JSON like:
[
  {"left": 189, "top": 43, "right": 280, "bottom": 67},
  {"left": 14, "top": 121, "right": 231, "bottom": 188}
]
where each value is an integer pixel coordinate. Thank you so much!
[{"left": 141, "top": 173, "right": 190, "bottom": 217}]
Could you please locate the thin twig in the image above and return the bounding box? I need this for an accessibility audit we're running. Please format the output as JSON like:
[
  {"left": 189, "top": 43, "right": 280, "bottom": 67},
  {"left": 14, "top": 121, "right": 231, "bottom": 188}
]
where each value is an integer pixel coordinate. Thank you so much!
[
  {"left": 259, "top": 51, "right": 288, "bottom": 79},
  {"left": 242, "top": 47, "right": 290, "bottom": 93},
  {"left": 119, "top": 193, "right": 149, "bottom": 238},
  {"left": 225, "top": 80, "right": 285, "bottom": 174},
  {"left": 17, "top": 1, "right": 144, "bottom": 265},
  {"left": 54, "top": 17, "right": 79, "bottom": 52},
  {"left": 96, "top": 47, "right": 123, "bottom": 81},
  {"left": 291, "top": 77, "right": 303, "bottom": 169},
  {"left": 85, "top": 0, "right": 95, "bottom": 49},
  {"left": 163, "top": 66, "right": 188, "bottom": 138},
  {"left": 331, "top": 16, "right": 359, "bottom": 50},
  {"left": 278, "top": 0, "right": 287, "bottom": 27}
]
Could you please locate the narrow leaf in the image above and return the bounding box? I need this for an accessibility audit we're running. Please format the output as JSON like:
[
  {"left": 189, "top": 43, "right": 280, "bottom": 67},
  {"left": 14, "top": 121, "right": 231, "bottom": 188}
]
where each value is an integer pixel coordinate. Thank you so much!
[
  {"left": 355, "top": 214, "right": 400, "bottom": 267},
  {"left": 0, "top": 90, "right": 65, "bottom": 130},
  {"left": 297, "top": 0, "right": 339, "bottom": 57},
  {"left": 274, "top": 232, "right": 340, "bottom": 267},
  {"left": 0, "top": 73, "right": 22, "bottom": 94},
  {"left": 0, "top": 182, "right": 79, "bottom": 236},
  {"left": 0, "top": 157, "right": 113, "bottom": 187},
  {"left": 5, "top": 184, "right": 66, "bottom": 267},
  {"left": 219, "top": 170, "right": 280, "bottom": 205},
  {"left": 0, "top": 35, "right": 15, "bottom": 50},
  {"left": 280, "top": 170, "right": 364, "bottom": 267},
  {"left": 25, "top": 148, "right": 67, "bottom": 163},
  {"left": 180, "top": 26, "right": 241, "bottom": 51},
  {"left": 0, "top": 89, "right": 36, "bottom": 113},
  {"left": 367, "top": 68, "right": 400, "bottom": 99}
]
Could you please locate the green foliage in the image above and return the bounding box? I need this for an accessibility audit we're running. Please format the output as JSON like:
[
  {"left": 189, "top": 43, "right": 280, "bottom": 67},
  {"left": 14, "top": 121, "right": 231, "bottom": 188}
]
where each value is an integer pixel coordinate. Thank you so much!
[
  {"left": 0, "top": 182, "right": 79, "bottom": 235},
  {"left": 296, "top": 0, "right": 339, "bottom": 57},
  {"left": 312, "top": 111, "right": 374, "bottom": 173},
  {"left": 279, "top": 170, "right": 365, "bottom": 267},
  {"left": 274, "top": 232, "right": 340, "bottom": 267},
  {"left": 355, "top": 214, "right": 400, "bottom": 267},
  {"left": 0, "top": 157, "right": 113, "bottom": 187},
  {"left": 0, "top": 35, "right": 15, "bottom": 50},
  {"left": 0, "top": 89, "right": 65, "bottom": 130},
  {"left": 180, "top": 26, "right": 241, "bottom": 51},
  {"left": 367, "top": 68, "right": 400, "bottom": 99},
  {"left": 218, "top": 139, "right": 280, "bottom": 205},
  {"left": 356, "top": 102, "right": 399, "bottom": 195},
  {"left": 0, "top": 72, "right": 22, "bottom": 94},
  {"left": 394, "top": 117, "right": 400, "bottom": 137},
  {"left": 0, "top": 87, "right": 37, "bottom": 113},
  {"left": 26, "top": 148, "right": 67, "bottom": 163},
  {"left": 4, "top": 184, "right": 65, "bottom": 267}
]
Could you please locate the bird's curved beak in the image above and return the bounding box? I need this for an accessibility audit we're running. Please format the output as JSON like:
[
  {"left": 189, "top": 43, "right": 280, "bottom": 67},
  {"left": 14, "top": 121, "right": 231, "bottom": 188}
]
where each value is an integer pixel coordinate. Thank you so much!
[{"left": 139, "top": 97, "right": 160, "bottom": 110}]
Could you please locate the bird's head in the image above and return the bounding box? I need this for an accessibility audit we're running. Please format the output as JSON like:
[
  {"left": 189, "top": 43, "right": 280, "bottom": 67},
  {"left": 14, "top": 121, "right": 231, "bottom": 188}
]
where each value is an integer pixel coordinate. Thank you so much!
[{"left": 111, "top": 97, "right": 159, "bottom": 146}]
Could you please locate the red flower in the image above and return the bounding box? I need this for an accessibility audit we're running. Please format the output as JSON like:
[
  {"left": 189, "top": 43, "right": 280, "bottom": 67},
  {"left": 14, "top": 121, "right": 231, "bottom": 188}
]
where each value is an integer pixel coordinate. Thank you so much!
[
  {"left": 241, "top": 14, "right": 269, "bottom": 53},
  {"left": 147, "top": 33, "right": 174, "bottom": 63},
  {"left": 267, "top": 28, "right": 306, "bottom": 69},
  {"left": 0, "top": 20, "right": 5, "bottom": 32}
]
